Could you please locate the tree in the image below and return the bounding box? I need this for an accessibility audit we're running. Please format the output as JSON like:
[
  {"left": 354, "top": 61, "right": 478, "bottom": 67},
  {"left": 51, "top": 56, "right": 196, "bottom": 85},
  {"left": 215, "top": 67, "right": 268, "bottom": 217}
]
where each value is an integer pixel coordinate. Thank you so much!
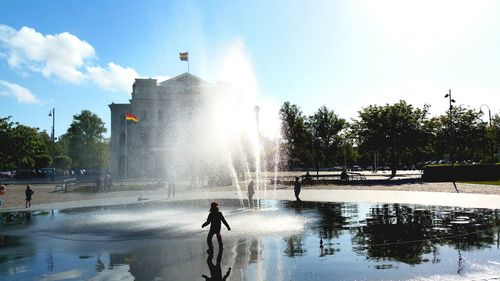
[
  {"left": 0, "top": 117, "right": 14, "bottom": 169},
  {"left": 54, "top": 155, "right": 72, "bottom": 169},
  {"left": 33, "top": 154, "right": 52, "bottom": 169},
  {"left": 308, "top": 106, "right": 346, "bottom": 168},
  {"left": 0, "top": 118, "right": 49, "bottom": 170},
  {"left": 63, "top": 110, "right": 107, "bottom": 168},
  {"left": 491, "top": 114, "right": 500, "bottom": 162},
  {"left": 431, "top": 106, "right": 488, "bottom": 163},
  {"left": 352, "top": 101, "right": 429, "bottom": 176},
  {"left": 279, "top": 102, "right": 311, "bottom": 169}
]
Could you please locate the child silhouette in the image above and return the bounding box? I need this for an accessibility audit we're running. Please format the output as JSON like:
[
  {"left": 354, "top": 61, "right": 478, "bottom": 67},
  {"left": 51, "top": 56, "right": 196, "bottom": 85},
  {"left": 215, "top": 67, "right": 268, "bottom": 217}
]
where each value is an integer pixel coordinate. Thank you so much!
[{"left": 202, "top": 202, "right": 231, "bottom": 253}]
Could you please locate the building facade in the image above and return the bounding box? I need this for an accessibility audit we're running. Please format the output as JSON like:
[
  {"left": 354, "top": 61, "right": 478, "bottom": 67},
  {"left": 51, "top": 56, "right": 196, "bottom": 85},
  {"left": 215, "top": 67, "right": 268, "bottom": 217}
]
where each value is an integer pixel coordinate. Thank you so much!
[{"left": 109, "top": 73, "right": 218, "bottom": 179}]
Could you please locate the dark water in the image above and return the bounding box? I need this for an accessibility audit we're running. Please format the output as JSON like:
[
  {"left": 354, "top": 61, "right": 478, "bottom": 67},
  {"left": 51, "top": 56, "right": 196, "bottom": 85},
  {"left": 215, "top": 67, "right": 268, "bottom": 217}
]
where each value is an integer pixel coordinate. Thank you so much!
[{"left": 1, "top": 200, "right": 500, "bottom": 281}]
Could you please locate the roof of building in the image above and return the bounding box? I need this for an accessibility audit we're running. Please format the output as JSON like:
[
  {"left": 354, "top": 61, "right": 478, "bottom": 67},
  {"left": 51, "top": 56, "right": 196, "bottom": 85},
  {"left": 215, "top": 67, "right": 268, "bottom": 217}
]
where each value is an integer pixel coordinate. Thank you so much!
[{"left": 158, "top": 73, "right": 211, "bottom": 87}]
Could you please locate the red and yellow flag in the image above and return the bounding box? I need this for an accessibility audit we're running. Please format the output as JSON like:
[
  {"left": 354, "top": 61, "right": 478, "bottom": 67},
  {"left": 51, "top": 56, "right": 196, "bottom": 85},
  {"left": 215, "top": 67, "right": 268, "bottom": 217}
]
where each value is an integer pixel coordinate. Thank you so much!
[
  {"left": 125, "top": 113, "right": 139, "bottom": 122},
  {"left": 179, "top": 52, "right": 188, "bottom": 61}
]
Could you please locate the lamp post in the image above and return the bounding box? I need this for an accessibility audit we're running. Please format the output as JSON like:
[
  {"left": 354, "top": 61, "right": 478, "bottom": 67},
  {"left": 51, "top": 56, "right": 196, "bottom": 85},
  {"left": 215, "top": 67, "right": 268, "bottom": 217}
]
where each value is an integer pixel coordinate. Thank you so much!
[
  {"left": 444, "top": 90, "right": 456, "bottom": 165},
  {"left": 311, "top": 128, "right": 319, "bottom": 180},
  {"left": 48, "top": 108, "right": 55, "bottom": 179},
  {"left": 480, "top": 104, "right": 492, "bottom": 127},
  {"left": 480, "top": 104, "right": 493, "bottom": 162}
]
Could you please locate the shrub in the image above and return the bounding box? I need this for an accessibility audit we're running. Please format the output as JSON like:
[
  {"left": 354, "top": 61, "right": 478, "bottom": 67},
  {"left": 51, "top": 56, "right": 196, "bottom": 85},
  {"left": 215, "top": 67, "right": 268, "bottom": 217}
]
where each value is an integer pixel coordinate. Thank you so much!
[{"left": 422, "top": 164, "right": 500, "bottom": 182}]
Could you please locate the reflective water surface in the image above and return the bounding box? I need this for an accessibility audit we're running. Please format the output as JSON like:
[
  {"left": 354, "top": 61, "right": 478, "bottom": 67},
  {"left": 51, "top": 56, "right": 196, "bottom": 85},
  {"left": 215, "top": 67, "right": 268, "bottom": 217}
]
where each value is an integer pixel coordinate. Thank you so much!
[{"left": 1, "top": 200, "right": 500, "bottom": 281}]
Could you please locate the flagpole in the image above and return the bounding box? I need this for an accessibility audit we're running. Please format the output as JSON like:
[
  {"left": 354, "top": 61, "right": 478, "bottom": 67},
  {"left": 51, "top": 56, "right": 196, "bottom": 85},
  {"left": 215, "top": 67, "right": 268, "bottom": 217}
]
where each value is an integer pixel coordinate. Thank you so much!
[{"left": 125, "top": 111, "right": 128, "bottom": 179}]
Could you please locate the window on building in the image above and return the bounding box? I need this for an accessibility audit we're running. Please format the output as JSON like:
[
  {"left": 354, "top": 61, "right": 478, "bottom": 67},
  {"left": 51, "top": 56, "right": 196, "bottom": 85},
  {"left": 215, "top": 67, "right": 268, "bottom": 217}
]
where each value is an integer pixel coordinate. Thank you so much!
[
  {"left": 140, "top": 128, "right": 148, "bottom": 145},
  {"left": 120, "top": 113, "right": 125, "bottom": 125}
]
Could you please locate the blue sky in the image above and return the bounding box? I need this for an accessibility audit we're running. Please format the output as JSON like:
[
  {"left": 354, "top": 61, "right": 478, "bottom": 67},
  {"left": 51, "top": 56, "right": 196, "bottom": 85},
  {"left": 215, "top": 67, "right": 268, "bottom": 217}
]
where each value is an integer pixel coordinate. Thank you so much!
[{"left": 1, "top": 0, "right": 499, "bottom": 138}]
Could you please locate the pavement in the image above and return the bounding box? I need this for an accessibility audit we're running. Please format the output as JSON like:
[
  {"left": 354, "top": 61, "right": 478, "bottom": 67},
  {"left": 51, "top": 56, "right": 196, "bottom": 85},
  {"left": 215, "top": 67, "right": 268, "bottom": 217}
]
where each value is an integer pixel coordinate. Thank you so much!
[{"left": 2, "top": 187, "right": 500, "bottom": 213}]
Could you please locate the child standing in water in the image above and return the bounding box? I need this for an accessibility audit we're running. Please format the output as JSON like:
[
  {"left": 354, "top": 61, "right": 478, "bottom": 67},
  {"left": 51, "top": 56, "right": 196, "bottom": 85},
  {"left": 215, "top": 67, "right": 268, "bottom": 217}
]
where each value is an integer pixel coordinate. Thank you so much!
[
  {"left": 247, "top": 180, "right": 255, "bottom": 208},
  {"left": 202, "top": 202, "right": 231, "bottom": 253},
  {"left": 25, "top": 185, "right": 34, "bottom": 208}
]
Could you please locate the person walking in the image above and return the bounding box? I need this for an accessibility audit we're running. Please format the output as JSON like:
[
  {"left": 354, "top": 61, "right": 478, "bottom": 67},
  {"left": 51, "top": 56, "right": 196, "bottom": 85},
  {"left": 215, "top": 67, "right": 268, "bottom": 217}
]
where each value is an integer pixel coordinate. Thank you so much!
[
  {"left": 0, "top": 185, "right": 6, "bottom": 207},
  {"left": 25, "top": 185, "right": 34, "bottom": 208},
  {"left": 168, "top": 170, "right": 176, "bottom": 198},
  {"left": 247, "top": 180, "right": 255, "bottom": 208},
  {"left": 202, "top": 202, "right": 231, "bottom": 253},
  {"left": 294, "top": 177, "right": 302, "bottom": 202}
]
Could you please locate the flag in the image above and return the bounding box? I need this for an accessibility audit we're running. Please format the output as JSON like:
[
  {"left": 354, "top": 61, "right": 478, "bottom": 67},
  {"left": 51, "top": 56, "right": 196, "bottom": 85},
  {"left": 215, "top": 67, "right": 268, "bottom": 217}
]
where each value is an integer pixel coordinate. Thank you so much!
[
  {"left": 179, "top": 52, "right": 188, "bottom": 61},
  {"left": 125, "top": 113, "right": 139, "bottom": 122}
]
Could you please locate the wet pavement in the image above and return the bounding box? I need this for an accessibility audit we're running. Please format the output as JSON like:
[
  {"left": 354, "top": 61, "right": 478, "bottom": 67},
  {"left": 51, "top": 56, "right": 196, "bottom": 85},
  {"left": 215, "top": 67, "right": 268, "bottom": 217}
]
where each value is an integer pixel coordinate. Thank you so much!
[{"left": 1, "top": 199, "right": 500, "bottom": 280}]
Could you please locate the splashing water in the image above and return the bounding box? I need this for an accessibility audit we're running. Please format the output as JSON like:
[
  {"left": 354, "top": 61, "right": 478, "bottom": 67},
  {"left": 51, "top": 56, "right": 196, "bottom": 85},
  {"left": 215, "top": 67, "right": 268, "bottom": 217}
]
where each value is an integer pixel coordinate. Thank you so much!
[{"left": 159, "top": 40, "right": 282, "bottom": 205}]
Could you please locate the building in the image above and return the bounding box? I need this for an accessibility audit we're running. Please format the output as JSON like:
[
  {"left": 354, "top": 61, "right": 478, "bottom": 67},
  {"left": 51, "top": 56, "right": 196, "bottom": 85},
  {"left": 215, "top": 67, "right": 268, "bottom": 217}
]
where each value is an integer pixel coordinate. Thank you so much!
[{"left": 109, "top": 73, "right": 220, "bottom": 179}]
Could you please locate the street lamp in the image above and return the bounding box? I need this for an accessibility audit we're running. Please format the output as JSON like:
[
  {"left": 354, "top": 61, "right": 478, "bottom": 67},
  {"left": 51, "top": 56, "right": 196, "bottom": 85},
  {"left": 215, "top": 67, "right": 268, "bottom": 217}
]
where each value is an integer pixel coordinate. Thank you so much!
[
  {"left": 444, "top": 89, "right": 456, "bottom": 165},
  {"left": 48, "top": 108, "right": 55, "bottom": 178},
  {"left": 480, "top": 104, "right": 492, "bottom": 127},
  {"left": 480, "top": 104, "right": 494, "bottom": 162},
  {"left": 310, "top": 128, "right": 319, "bottom": 180}
]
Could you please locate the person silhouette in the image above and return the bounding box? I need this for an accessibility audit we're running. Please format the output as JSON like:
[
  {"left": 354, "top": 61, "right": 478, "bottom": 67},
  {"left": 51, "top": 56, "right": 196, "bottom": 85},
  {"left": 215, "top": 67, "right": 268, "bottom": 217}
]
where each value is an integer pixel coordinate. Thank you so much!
[
  {"left": 168, "top": 170, "right": 176, "bottom": 198},
  {"left": 294, "top": 177, "right": 302, "bottom": 202},
  {"left": 0, "top": 185, "right": 6, "bottom": 207},
  {"left": 202, "top": 202, "right": 231, "bottom": 253},
  {"left": 304, "top": 171, "right": 312, "bottom": 185},
  {"left": 25, "top": 185, "right": 34, "bottom": 208},
  {"left": 340, "top": 169, "right": 349, "bottom": 182},
  {"left": 202, "top": 248, "right": 231, "bottom": 281},
  {"left": 247, "top": 180, "right": 255, "bottom": 207}
]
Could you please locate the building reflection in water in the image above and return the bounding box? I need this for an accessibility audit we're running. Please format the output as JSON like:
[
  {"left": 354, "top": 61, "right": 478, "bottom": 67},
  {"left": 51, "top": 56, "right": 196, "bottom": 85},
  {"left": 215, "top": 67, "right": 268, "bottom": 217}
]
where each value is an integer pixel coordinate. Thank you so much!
[{"left": 1, "top": 200, "right": 499, "bottom": 280}]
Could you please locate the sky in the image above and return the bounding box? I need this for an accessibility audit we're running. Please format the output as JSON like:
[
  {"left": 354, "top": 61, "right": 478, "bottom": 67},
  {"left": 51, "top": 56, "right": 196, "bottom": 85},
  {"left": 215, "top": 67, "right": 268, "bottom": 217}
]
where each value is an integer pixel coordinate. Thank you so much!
[{"left": 0, "top": 0, "right": 499, "bottom": 138}]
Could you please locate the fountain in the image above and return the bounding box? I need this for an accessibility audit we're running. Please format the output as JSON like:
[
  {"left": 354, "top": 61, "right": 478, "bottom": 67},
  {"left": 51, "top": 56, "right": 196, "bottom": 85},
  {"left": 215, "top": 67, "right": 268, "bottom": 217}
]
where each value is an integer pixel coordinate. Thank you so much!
[{"left": 131, "top": 41, "right": 283, "bottom": 207}]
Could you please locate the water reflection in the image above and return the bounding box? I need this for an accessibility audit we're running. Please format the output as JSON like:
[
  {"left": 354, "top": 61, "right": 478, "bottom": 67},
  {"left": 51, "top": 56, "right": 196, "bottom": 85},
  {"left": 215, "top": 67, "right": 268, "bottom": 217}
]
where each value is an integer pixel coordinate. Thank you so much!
[
  {"left": 352, "top": 204, "right": 500, "bottom": 265},
  {"left": 0, "top": 211, "right": 34, "bottom": 225},
  {"left": 1, "top": 200, "right": 500, "bottom": 280},
  {"left": 284, "top": 235, "right": 306, "bottom": 257},
  {"left": 202, "top": 248, "right": 231, "bottom": 281}
]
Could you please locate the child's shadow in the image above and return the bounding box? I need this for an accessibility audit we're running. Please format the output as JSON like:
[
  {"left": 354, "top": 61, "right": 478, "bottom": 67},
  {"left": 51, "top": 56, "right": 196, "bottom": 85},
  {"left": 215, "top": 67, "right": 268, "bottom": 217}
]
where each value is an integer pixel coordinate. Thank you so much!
[{"left": 202, "top": 248, "right": 231, "bottom": 281}]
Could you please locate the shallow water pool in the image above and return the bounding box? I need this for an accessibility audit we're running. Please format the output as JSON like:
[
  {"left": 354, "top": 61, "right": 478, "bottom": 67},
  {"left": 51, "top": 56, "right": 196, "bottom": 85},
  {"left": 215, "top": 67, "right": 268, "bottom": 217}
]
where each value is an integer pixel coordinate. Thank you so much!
[{"left": 1, "top": 199, "right": 499, "bottom": 280}]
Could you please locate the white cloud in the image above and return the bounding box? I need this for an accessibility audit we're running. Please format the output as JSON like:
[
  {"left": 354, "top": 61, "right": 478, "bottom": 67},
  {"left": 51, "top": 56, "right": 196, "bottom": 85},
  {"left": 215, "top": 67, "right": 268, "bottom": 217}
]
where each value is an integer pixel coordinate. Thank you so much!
[
  {"left": 0, "top": 80, "right": 41, "bottom": 104},
  {"left": 0, "top": 25, "right": 94, "bottom": 84},
  {"left": 86, "top": 62, "right": 139, "bottom": 92},
  {"left": 0, "top": 25, "right": 140, "bottom": 93}
]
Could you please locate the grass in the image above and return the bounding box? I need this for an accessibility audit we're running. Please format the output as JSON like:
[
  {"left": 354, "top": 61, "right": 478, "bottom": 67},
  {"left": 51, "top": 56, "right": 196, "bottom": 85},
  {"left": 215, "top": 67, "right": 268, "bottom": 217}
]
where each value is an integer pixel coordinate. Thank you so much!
[{"left": 460, "top": 180, "right": 500, "bottom": 186}]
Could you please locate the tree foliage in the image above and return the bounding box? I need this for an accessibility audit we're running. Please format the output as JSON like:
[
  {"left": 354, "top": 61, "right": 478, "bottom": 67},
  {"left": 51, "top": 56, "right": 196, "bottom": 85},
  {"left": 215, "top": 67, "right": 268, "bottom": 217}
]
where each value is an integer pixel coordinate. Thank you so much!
[
  {"left": 0, "top": 117, "right": 48, "bottom": 170},
  {"left": 352, "top": 101, "right": 429, "bottom": 175},
  {"left": 430, "top": 106, "right": 488, "bottom": 163},
  {"left": 308, "top": 106, "right": 346, "bottom": 167},
  {"left": 279, "top": 102, "right": 311, "bottom": 168},
  {"left": 62, "top": 110, "right": 108, "bottom": 168}
]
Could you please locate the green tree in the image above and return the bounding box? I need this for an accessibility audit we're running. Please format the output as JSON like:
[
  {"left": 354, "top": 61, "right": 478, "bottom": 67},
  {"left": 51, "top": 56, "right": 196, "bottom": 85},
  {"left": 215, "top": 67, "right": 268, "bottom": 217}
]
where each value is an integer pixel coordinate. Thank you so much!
[
  {"left": 33, "top": 154, "right": 52, "bottom": 169},
  {"left": 0, "top": 117, "right": 15, "bottom": 169},
  {"left": 308, "top": 106, "right": 346, "bottom": 168},
  {"left": 0, "top": 117, "right": 48, "bottom": 170},
  {"left": 352, "top": 101, "right": 429, "bottom": 176},
  {"left": 491, "top": 114, "right": 500, "bottom": 162},
  {"left": 431, "top": 106, "right": 487, "bottom": 163},
  {"left": 279, "top": 102, "right": 311, "bottom": 169},
  {"left": 337, "top": 126, "right": 359, "bottom": 168},
  {"left": 54, "top": 155, "right": 72, "bottom": 169},
  {"left": 63, "top": 110, "right": 107, "bottom": 168}
]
